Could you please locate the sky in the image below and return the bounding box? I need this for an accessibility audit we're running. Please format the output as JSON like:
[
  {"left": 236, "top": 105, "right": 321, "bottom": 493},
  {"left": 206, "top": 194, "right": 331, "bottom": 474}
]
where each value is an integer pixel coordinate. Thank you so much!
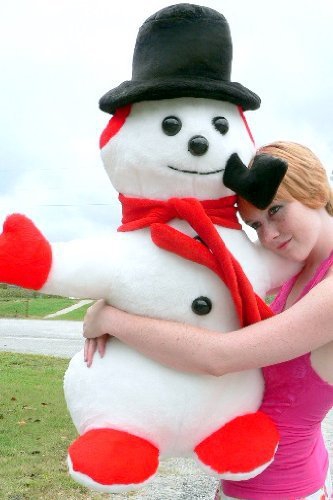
[{"left": 1, "top": 0, "right": 333, "bottom": 241}]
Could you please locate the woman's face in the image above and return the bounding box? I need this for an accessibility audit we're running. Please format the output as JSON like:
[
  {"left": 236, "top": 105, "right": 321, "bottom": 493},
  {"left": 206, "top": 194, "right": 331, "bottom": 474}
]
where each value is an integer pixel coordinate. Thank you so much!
[{"left": 239, "top": 199, "right": 322, "bottom": 262}]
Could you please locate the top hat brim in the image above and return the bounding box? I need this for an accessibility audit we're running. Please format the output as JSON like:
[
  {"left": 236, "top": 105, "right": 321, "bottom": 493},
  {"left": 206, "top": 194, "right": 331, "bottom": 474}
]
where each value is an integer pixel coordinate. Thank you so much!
[{"left": 99, "top": 77, "right": 261, "bottom": 115}]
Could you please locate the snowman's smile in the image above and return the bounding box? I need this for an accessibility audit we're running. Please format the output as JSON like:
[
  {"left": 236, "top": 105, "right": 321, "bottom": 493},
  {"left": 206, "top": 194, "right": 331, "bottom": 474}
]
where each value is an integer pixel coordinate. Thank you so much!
[{"left": 167, "top": 165, "right": 225, "bottom": 175}]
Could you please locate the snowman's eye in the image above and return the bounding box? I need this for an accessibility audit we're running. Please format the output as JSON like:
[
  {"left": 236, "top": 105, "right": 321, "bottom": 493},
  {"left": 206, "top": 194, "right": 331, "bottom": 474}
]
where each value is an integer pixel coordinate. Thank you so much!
[
  {"left": 162, "top": 116, "right": 182, "bottom": 136},
  {"left": 212, "top": 116, "right": 229, "bottom": 135}
]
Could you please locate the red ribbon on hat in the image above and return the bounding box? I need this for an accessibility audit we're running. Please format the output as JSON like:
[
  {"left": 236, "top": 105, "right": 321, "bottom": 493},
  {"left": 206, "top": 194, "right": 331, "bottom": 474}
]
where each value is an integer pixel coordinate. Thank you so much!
[{"left": 118, "top": 194, "right": 273, "bottom": 327}]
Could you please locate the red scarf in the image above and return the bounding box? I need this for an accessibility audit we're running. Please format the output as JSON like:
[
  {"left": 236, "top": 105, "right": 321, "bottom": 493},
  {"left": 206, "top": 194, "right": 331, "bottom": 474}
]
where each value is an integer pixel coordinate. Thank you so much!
[{"left": 118, "top": 194, "right": 273, "bottom": 327}]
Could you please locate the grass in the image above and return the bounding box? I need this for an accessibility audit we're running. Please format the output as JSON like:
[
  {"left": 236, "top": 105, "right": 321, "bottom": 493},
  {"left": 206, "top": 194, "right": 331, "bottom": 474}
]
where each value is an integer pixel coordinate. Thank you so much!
[
  {"left": 0, "top": 352, "right": 109, "bottom": 499},
  {"left": 52, "top": 303, "right": 91, "bottom": 321},
  {"left": 0, "top": 297, "right": 79, "bottom": 319},
  {"left": 0, "top": 286, "right": 89, "bottom": 320}
]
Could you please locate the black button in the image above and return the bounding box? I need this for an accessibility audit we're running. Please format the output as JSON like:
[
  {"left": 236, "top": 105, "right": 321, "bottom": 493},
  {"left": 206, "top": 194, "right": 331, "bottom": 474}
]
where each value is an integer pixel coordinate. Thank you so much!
[{"left": 191, "top": 296, "right": 212, "bottom": 315}]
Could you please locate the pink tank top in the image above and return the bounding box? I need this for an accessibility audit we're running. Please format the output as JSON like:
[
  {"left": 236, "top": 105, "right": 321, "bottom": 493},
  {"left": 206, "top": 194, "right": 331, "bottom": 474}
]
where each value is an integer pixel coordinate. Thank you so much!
[{"left": 223, "top": 251, "right": 333, "bottom": 499}]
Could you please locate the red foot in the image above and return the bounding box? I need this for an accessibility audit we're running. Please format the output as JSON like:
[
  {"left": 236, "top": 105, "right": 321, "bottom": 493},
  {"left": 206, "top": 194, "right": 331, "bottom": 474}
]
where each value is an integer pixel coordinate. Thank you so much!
[
  {"left": 0, "top": 214, "right": 51, "bottom": 289},
  {"left": 68, "top": 428, "right": 159, "bottom": 486},
  {"left": 195, "top": 411, "right": 279, "bottom": 475}
]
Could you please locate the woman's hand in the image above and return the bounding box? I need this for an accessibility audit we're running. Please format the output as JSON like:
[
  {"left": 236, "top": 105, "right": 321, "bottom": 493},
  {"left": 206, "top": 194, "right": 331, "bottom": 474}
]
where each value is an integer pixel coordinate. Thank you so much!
[
  {"left": 83, "top": 299, "right": 110, "bottom": 339},
  {"left": 84, "top": 335, "right": 109, "bottom": 367},
  {"left": 83, "top": 299, "right": 113, "bottom": 367}
]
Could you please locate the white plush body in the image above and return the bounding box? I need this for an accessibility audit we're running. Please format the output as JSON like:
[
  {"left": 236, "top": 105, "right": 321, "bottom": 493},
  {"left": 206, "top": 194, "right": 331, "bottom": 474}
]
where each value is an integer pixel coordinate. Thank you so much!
[
  {"left": 40, "top": 98, "right": 297, "bottom": 481},
  {"left": 54, "top": 224, "right": 274, "bottom": 456}
]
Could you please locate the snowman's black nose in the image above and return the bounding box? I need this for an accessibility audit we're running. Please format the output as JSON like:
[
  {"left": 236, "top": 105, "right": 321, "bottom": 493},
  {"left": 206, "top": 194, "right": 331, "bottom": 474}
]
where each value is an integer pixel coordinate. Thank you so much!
[{"left": 188, "top": 135, "right": 209, "bottom": 156}]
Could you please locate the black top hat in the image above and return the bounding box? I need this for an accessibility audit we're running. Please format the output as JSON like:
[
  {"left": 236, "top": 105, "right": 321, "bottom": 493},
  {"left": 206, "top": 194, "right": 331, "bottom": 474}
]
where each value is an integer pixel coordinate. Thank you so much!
[{"left": 99, "top": 3, "right": 260, "bottom": 114}]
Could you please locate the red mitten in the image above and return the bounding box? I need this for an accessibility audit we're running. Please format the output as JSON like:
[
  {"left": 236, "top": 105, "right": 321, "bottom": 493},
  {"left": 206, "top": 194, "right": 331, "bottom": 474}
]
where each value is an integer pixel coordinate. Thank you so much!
[{"left": 0, "top": 214, "right": 52, "bottom": 290}]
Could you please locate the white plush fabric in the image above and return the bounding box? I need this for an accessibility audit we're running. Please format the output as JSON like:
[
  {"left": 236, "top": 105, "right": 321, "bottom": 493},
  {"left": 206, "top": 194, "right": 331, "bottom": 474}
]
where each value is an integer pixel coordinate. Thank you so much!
[{"left": 40, "top": 98, "right": 298, "bottom": 486}]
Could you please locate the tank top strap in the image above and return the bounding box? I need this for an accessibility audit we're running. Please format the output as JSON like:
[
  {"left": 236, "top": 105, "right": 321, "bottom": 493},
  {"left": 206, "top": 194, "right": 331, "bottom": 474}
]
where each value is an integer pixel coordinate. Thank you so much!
[
  {"left": 298, "top": 249, "right": 333, "bottom": 300},
  {"left": 270, "top": 275, "right": 298, "bottom": 314},
  {"left": 270, "top": 250, "right": 333, "bottom": 314}
]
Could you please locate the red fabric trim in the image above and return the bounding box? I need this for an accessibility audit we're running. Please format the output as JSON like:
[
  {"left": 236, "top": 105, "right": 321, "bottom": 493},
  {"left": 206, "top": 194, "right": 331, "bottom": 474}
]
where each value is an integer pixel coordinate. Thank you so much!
[
  {"left": 238, "top": 106, "right": 255, "bottom": 146},
  {"left": 150, "top": 200, "right": 272, "bottom": 327},
  {"left": 99, "top": 104, "right": 132, "bottom": 149},
  {"left": 118, "top": 195, "right": 273, "bottom": 326},
  {"left": 69, "top": 428, "right": 159, "bottom": 485},
  {"left": 0, "top": 214, "right": 52, "bottom": 290},
  {"left": 118, "top": 194, "right": 241, "bottom": 231},
  {"left": 195, "top": 411, "right": 279, "bottom": 473}
]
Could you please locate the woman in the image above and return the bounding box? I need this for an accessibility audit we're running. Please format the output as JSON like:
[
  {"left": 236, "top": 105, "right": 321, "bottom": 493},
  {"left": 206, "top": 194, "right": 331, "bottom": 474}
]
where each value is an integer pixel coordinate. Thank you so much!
[{"left": 83, "top": 141, "right": 333, "bottom": 499}]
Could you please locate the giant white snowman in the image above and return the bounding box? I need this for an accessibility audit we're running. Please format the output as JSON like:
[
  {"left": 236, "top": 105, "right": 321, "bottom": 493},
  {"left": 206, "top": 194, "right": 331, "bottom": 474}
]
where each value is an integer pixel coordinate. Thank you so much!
[{"left": 0, "top": 4, "right": 298, "bottom": 494}]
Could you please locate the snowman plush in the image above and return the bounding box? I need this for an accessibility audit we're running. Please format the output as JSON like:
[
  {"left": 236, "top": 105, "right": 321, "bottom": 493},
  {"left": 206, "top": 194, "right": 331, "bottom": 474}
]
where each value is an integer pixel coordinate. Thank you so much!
[{"left": 0, "top": 4, "right": 298, "bottom": 494}]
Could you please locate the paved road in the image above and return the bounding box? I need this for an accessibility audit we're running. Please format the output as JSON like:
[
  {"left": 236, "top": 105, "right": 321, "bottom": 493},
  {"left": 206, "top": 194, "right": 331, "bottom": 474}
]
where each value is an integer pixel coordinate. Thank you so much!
[
  {"left": 0, "top": 318, "right": 332, "bottom": 499},
  {"left": 0, "top": 318, "right": 84, "bottom": 357}
]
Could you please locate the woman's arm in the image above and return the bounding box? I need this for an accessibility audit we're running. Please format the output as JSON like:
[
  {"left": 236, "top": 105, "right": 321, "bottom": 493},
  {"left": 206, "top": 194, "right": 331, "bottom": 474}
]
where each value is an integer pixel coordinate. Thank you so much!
[{"left": 84, "top": 276, "right": 333, "bottom": 375}]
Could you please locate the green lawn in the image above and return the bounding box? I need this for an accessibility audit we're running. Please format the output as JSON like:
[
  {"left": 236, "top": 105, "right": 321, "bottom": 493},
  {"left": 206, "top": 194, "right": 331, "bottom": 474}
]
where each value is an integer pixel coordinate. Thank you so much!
[
  {"left": 0, "top": 352, "right": 110, "bottom": 499},
  {"left": 0, "top": 286, "right": 90, "bottom": 320},
  {"left": 0, "top": 297, "right": 79, "bottom": 319},
  {"left": 52, "top": 303, "right": 91, "bottom": 321}
]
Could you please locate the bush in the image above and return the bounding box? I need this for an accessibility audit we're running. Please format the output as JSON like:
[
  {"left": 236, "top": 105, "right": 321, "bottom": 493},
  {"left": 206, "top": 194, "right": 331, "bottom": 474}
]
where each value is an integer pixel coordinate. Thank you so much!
[{"left": 0, "top": 285, "right": 63, "bottom": 301}]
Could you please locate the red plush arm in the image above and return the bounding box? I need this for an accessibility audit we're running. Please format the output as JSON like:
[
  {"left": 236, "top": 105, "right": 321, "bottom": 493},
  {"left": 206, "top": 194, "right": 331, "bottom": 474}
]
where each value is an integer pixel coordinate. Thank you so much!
[{"left": 0, "top": 214, "right": 52, "bottom": 290}]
